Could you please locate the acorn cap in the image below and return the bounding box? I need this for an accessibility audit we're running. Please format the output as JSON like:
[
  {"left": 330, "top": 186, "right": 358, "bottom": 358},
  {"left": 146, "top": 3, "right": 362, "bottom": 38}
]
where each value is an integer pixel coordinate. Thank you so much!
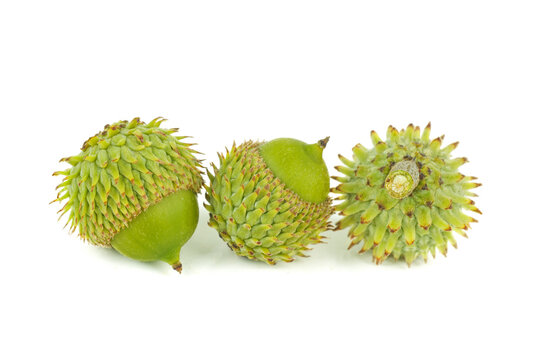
[
  {"left": 333, "top": 123, "right": 481, "bottom": 266},
  {"left": 52, "top": 117, "right": 204, "bottom": 247}
]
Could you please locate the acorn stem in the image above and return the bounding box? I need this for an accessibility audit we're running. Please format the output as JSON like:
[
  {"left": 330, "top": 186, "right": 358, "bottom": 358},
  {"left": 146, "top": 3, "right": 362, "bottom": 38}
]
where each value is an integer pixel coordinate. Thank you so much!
[
  {"left": 171, "top": 261, "right": 183, "bottom": 274},
  {"left": 318, "top": 136, "right": 330, "bottom": 149},
  {"left": 384, "top": 160, "right": 419, "bottom": 199}
]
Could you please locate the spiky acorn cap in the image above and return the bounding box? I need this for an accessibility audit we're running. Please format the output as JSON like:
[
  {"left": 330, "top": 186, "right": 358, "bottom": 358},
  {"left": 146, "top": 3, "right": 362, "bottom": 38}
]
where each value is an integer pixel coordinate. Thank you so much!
[
  {"left": 333, "top": 123, "right": 481, "bottom": 266},
  {"left": 204, "top": 140, "right": 334, "bottom": 265},
  {"left": 52, "top": 117, "right": 204, "bottom": 247}
]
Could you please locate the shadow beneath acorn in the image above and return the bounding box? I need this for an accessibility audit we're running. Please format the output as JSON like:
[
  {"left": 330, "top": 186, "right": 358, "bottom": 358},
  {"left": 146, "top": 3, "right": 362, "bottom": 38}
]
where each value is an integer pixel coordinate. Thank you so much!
[
  {"left": 308, "top": 215, "right": 448, "bottom": 270},
  {"left": 87, "top": 243, "right": 173, "bottom": 275},
  {"left": 93, "top": 209, "right": 424, "bottom": 274},
  {"left": 180, "top": 209, "right": 272, "bottom": 273},
  {"left": 182, "top": 212, "right": 416, "bottom": 273},
  {"left": 307, "top": 219, "right": 414, "bottom": 270}
]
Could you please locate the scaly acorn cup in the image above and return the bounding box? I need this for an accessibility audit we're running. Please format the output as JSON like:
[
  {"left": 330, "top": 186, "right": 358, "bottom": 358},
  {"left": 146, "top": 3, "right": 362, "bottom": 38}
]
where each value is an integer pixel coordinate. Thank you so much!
[
  {"left": 52, "top": 117, "right": 204, "bottom": 273},
  {"left": 204, "top": 138, "right": 334, "bottom": 265},
  {"left": 332, "top": 123, "right": 481, "bottom": 266}
]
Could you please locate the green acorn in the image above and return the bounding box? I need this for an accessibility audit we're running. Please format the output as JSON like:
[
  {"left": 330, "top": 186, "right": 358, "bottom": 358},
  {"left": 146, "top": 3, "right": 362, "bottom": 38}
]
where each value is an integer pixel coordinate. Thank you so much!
[
  {"left": 333, "top": 123, "right": 481, "bottom": 266},
  {"left": 204, "top": 138, "right": 334, "bottom": 265},
  {"left": 52, "top": 117, "right": 203, "bottom": 273}
]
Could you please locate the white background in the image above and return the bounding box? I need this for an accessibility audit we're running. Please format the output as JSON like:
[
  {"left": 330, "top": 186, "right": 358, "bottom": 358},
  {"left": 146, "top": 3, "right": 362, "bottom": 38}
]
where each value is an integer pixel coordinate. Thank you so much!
[{"left": 1, "top": 1, "right": 537, "bottom": 359}]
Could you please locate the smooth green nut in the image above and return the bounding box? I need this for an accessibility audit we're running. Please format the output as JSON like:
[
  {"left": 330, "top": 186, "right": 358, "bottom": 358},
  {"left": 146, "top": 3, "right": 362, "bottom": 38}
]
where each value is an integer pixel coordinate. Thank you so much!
[
  {"left": 259, "top": 137, "right": 330, "bottom": 203},
  {"left": 111, "top": 190, "right": 199, "bottom": 272}
]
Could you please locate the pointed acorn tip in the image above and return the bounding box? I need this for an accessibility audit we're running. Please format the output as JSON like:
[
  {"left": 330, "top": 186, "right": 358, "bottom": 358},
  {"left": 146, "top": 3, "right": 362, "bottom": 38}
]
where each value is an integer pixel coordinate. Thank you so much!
[
  {"left": 172, "top": 262, "right": 182, "bottom": 274},
  {"left": 318, "top": 136, "right": 330, "bottom": 149}
]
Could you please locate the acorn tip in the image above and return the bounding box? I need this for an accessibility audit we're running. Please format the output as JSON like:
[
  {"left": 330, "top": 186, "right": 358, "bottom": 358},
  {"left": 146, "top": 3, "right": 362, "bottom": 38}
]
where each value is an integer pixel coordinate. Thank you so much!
[
  {"left": 318, "top": 136, "right": 330, "bottom": 149},
  {"left": 172, "top": 262, "right": 182, "bottom": 274}
]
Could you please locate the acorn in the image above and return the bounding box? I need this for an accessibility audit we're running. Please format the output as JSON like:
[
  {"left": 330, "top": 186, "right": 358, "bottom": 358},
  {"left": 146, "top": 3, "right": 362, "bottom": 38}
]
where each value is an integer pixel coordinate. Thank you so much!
[
  {"left": 333, "top": 123, "right": 481, "bottom": 266},
  {"left": 52, "top": 117, "right": 203, "bottom": 273},
  {"left": 204, "top": 138, "right": 334, "bottom": 264}
]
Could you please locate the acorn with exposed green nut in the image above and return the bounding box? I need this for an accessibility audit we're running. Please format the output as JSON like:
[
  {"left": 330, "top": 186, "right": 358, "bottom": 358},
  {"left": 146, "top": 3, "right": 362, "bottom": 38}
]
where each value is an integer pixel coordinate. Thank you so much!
[
  {"left": 52, "top": 117, "right": 203, "bottom": 273},
  {"left": 332, "top": 123, "right": 481, "bottom": 266},
  {"left": 204, "top": 138, "right": 334, "bottom": 264}
]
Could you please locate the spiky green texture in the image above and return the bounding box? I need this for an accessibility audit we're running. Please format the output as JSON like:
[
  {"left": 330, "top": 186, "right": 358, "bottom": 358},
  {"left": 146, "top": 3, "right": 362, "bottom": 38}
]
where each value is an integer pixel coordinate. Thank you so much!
[
  {"left": 52, "top": 117, "right": 203, "bottom": 246},
  {"left": 204, "top": 141, "right": 334, "bottom": 265},
  {"left": 333, "top": 123, "right": 481, "bottom": 266}
]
